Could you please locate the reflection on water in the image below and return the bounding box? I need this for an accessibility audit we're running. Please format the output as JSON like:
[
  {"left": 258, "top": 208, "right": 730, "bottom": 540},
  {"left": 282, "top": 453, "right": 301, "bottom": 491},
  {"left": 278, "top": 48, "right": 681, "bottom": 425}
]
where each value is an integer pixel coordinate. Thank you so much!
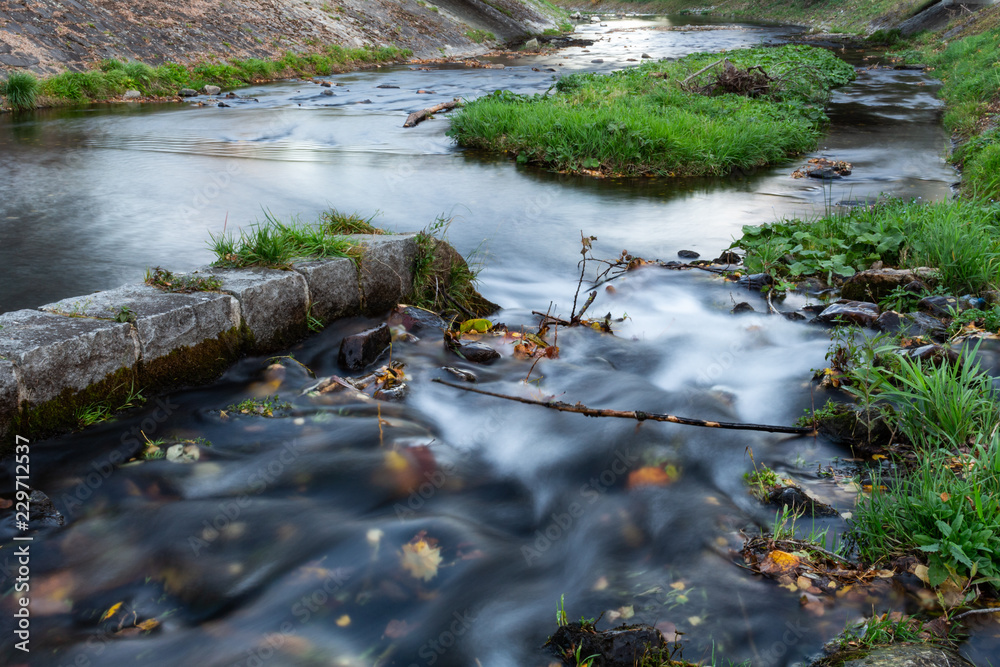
[{"left": 1, "top": 16, "right": 988, "bottom": 667}]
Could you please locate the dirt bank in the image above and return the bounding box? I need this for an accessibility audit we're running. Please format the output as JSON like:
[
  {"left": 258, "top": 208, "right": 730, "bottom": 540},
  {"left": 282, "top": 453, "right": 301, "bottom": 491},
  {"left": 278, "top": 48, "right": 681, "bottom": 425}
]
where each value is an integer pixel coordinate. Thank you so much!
[{"left": 0, "top": 0, "right": 560, "bottom": 74}]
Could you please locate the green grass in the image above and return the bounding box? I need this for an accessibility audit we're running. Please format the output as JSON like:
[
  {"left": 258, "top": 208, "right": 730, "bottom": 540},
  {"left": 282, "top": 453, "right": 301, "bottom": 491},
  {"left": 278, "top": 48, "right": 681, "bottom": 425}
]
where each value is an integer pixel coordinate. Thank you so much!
[
  {"left": 1, "top": 71, "right": 40, "bottom": 112},
  {"left": 224, "top": 395, "right": 291, "bottom": 417},
  {"left": 208, "top": 209, "right": 358, "bottom": 268},
  {"left": 449, "top": 45, "right": 855, "bottom": 177},
  {"left": 319, "top": 209, "right": 385, "bottom": 235},
  {"left": 464, "top": 29, "right": 496, "bottom": 43},
  {"left": 145, "top": 267, "right": 223, "bottom": 293},
  {"left": 835, "top": 342, "right": 1000, "bottom": 590},
  {"left": 30, "top": 45, "right": 410, "bottom": 105},
  {"left": 732, "top": 198, "right": 1000, "bottom": 295}
]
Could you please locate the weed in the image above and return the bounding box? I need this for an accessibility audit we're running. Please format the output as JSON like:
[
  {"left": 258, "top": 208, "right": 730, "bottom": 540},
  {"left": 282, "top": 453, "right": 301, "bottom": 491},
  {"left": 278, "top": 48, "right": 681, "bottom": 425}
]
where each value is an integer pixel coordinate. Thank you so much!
[
  {"left": 145, "top": 267, "right": 222, "bottom": 293},
  {"left": 319, "top": 209, "right": 384, "bottom": 235},
  {"left": 1, "top": 71, "right": 40, "bottom": 112},
  {"left": 113, "top": 306, "right": 137, "bottom": 324},
  {"left": 223, "top": 395, "right": 291, "bottom": 418},
  {"left": 835, "top": 612, "right": 927, "bottom": 650},
  {"left": 76, "top": 381, "right": 146, "bottom": 427},
  {"left": 464, "top": 29, "right": 496, "bottom": 43}
]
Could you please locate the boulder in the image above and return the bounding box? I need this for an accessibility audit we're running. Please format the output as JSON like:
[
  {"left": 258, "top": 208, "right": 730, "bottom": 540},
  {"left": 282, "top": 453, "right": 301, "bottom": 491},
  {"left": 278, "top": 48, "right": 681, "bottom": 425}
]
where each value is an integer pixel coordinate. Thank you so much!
[
  {"left": 123, "top": 90, "right": 141, "bottom": 99},
  {"left": 202, "top": 84, "right": 221, "bottom": 96},
  {"left": 815, "top": 301, "right": 879, "bottom": 327},
  {"left": 178, "top": 88, "right": 198, "bottom": 97},
  {"left": 840, "top": 267, "right": 938, "bottom": 302},
  {"left": 810, "top": 642, "right": 977, "bottom": 667},
  {"left": 874, "top": 311, "right": 946, "bottom": 340},
  {"left": 322, "top": 89, "right": 334, "bottom": 96},
  {"left": 919, "top": 295, "right": 961, "bottom": 317},
  {"left": 547, "top": 623, "right": 667, "bottom": 666},
  {"left": 523, "top": 37, "right": 539, "bottom": 49},
  {"left": 339, "top": 323, "right": 391, "bottom": 371},
  {"left": 450, "top": 341, "right": 500, "bottom": 364}
]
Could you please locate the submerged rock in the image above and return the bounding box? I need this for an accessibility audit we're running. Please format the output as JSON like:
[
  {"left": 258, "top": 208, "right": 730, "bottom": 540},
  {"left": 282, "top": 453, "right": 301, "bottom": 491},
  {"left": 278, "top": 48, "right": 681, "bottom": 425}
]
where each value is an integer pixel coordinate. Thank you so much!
[
  {"left": 677, "top": 249, "right": 700, "bottom": 259},
  {"left": 450, "top": 340, "right": 500, "bottom": 364},
  {"left": 816, "top": 403, "right": 894, "bottom": 450},
  {"left": 736, "top": 272, "right": 773, "bottom": 291},
  {"left": 178, "top": 88, "right": 198, "bottom": 97},
  {"left": 815, "top": 301, "right": 879, "bottom": 327},
  {"left": 767, "top": 485, "right": 839, "bottom": 517},
  {"left": 339, "top": 323, "right": 392, "bottom": 371},
  {"left": 731, "top": 302, "right": 755, "bottom": 314}
]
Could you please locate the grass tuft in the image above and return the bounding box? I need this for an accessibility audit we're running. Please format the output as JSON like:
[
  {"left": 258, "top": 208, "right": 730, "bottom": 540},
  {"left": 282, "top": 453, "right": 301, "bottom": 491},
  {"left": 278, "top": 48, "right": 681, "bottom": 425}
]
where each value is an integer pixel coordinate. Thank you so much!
[
  {"left": 1, "top": 71, "right": 40, "bottom": 112},
  {"left": 208, "top": 209, "right": 357, "bottom": 268}
]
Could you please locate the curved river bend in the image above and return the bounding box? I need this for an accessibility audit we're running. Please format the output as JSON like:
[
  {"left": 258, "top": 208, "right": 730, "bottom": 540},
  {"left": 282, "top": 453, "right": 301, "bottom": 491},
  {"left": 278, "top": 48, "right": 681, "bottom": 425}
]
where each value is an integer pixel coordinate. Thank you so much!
[{"left": 2, "top": 15, "right": 989, "bottom": 667}]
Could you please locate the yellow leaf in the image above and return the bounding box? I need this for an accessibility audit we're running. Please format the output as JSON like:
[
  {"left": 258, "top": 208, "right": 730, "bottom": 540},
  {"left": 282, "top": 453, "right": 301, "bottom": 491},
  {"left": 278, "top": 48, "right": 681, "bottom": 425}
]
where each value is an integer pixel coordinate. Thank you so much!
[
  {"left": 670, "top": 581, "right": 686, "bottom": 591},
  {"left": 913, "top": 564, "right": 930, "bottom": 584},
  {"left": 400, "top": 538, "right": 443, "bottom": 582},
  {"left": 871, "top": 454, "right": 886, "bottom": 461},
  {"left": 459, "top": 319, "right": 492, "bottom": 334},
  {"left": 687, "top": 616, "right": 703, "bottom": 627},
  {"left": 875, "top": 569, "right": 895, "bottom": 579},
  {"left": 759, "top": 550, "right": 801, "bottom": 575},
  {"left": 336, "top": 614, "right": 351, "bottom": 627},
  {"left": 101, "top": 602, "right": 124, "bottom": 622},
  {"left": 796, "top": 575, "right": 812, "bottom": 591},
  {"left": 136, "top": 619, "right": 159, "bottom": 631}
]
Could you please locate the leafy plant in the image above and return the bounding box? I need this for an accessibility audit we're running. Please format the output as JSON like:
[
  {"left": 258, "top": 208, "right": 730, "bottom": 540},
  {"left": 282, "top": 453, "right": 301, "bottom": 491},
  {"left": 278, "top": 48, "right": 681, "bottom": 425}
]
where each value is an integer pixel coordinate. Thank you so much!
[
  {"left": 223, "top": 395, "right": 291, "bottom": 418},
  {"left": 208, "top": 209, "right": 356, "bottom": 268},
  {"left": 145, "top": 267, "right": 222, "bottom": 293}
]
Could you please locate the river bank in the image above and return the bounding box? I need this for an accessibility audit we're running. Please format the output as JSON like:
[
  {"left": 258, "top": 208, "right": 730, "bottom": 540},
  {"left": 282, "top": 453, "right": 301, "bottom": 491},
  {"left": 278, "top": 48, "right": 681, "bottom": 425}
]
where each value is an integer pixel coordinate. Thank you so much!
[{"left": 3, "top": 15, "right": 996, "bottom": 667}]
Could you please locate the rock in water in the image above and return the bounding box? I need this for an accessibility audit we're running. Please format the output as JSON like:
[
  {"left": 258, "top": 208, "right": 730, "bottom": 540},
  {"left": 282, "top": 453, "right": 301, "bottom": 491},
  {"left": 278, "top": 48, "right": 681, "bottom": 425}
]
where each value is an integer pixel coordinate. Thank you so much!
[
  {"left": 178, "top": 88, "right": 198, "bottom": 97},
  {"left": 202, "top": 84, "right": 221, "bottom": 96},
  {"left": 123, "top": 90, "right": 141, "bottom": 99},
  {"left": 811, "top": 643, "right": 977, "bottom": 667},
  {"left": 450, "top": 341, "right": 500, "bottom": 364},
  {"left": 339, "top": 323, "right": 392, "bottom": 371},
  {"left": 815, "top": 301, "right": 879, "bottom": 327},
  {"left": 524, "top": 38, "right": 539, "bottom": 49},
  {"left": 840, "top": 267, "right": 938, "bottom": 302},
  {"left": 678, "top": 249, "right": 700, "bottom": 259}
]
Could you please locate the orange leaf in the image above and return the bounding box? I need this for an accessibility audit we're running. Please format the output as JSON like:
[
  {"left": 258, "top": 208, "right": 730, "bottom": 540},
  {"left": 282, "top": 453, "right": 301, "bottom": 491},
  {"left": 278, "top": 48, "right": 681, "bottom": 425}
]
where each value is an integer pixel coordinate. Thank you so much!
[
  {"left": 100, "top": 602, "right": 124, "bottom": 622},
  {"left": 627, "top": 466, "right": 679, "bottom": 489},
  {"left": 940, "top": 492, "right": 951, "bottom": 502},
  {"left": 759, "top": 550, "right": 801, "bottom": 575}
]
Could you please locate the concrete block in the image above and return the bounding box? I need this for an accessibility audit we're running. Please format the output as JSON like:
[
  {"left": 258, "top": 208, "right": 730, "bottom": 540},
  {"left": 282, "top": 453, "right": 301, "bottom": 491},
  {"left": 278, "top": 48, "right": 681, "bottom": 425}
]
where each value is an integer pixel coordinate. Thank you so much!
[
  {"left": 0, "top": 310, "right": 139, "bottom": 405},
  {"left": 0, "top": 360, "right": 22, "bottom": 444},
  {"left": 293, "top": 257, "right": 361, "bottom": 323},
  {"left": 348, "top": 234, "right": 417, "bottom": 313},
  {"left": 41, "top": 284, "right": 241, "bottom": 363},
  {"left": 201, "top": 267, "right": 309, "bottom": 351}
]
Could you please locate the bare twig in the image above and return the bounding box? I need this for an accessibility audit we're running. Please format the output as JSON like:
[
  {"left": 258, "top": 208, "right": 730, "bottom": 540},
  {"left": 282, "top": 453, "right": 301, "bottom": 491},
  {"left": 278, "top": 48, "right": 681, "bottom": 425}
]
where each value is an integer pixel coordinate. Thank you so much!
[
  {"left": 572, "top": 290, "right": 598, "bottom": 324},
  {"left": 952, "top": 608, "right": 1000, "bottom": 621},
  {"left": 403, "top": 99, "right": 460, "bottom": 127},
  {"left": 680, "top": 58, "right": 726, "bottom": 86},
  {"left": 432, "top": 379, "right": 816, "bottom": 435}
]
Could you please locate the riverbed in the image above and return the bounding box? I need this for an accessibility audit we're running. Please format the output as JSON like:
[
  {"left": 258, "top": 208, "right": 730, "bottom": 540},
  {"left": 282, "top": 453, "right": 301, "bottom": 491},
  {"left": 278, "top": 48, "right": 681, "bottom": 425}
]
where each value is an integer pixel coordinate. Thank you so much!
[{"left": 3, "top": 15, "right": 993, "bottom": 667}]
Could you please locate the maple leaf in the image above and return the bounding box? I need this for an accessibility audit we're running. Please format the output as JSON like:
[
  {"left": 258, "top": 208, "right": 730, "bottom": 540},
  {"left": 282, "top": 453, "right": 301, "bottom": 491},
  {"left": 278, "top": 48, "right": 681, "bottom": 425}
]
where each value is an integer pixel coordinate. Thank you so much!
[{"left": 400, "top": 535, "right": 443, "bottom": 582}]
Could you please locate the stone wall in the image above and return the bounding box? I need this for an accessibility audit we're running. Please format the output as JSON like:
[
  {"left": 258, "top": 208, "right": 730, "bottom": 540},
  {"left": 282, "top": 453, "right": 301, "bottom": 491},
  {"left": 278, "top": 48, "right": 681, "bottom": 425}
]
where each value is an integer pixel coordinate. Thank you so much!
[
  {"left": 0, "top": 0, "right": 560, "bottom": 75},
  {"left": 0, "top": 233, "right": 419, "bottom": 452}
]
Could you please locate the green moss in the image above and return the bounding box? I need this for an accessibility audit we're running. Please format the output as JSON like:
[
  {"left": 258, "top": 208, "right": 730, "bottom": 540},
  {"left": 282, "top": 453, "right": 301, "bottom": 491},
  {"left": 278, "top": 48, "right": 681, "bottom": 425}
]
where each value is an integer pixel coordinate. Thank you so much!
[
  {"left": 140, "top": 326, "right": 247, "bottom": 389},
  {"left": 6, "top": 365, "right": 139, "bottom": 453}
]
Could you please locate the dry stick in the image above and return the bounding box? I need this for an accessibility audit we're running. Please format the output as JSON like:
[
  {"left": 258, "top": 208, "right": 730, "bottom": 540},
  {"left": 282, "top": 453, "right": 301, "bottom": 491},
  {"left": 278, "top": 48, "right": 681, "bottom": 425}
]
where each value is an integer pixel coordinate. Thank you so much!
[
  {"left": 403, "top": 99, "right": 459, "bottom": 128},
  {"left": 572, "top": 290, "right": 598, "bottom": 324},
  {"left": 432, "top": 379, "right": 816, "bottom": 435},
  {"left": 680, "top": 57, "right": 726, "bottom": 87},
  {"left": 952, "top": 608, "right": 1000, "bottom": 621}
]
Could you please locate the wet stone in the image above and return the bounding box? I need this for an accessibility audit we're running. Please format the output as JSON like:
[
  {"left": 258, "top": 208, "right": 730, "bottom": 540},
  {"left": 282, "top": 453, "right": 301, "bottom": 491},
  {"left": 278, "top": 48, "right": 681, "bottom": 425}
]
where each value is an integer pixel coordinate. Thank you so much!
[
  {"left": 714, "top": 250, "right": 740, "bottom": 264},
  {"left": 767, "top": 485, "right": 839, "bottom": 517},
  {"left": 178, "top": 88, "right": 198, "bottom": 97},
  {"left": 731, "top": 302, "right": 755, "bottom": 314},
  {"left": 292, "top": 257, "right": 360, "bottom": 322},
  {"left": 451, "top": 341, "right": 500, "bottom": 364},
  {"left": 874, "top": 311, "right": 946, "bottom": 340},
  {"left": 388, "top": 305, "right": 448, "bottom": 333},
  {"left": 840, "top": 267, "right": 937, "bottom": 302},
  {"left": 29, "top": 489, "right": 65, "bottom": 527},
  {"left": 906, "top": 344, "right": 960, "bottom": 364},
  {"left": 203, "top": 84, "right": 221, "bottom": 95},
  {"left": 547, "top": 623, "right": 668, "bottom": 666},
  {"left": 736, "top": 272, "right": 773, "bottom": 291},
  {"left": 918, "top": 295, "right": 960, "bottom": 317},
  {"left": 813, "top": 643, "right": 977, "bottom": 667},
  {"left": 677, "top": 249, "right": 700, "bottom": 259},
  {"left": 815, "top": 301, "right": 879, "bottom": 327},
  {"left": 339, "top": 323, "right": 392, "bottom": 372}
]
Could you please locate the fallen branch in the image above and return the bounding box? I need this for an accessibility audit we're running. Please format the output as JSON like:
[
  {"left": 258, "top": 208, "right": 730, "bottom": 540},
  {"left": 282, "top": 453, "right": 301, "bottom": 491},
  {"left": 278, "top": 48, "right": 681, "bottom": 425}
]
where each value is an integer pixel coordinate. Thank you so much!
[
  {"left": 432, "top": 379, "right": 816, "bottom": 435},
  {"left": 403, "top": 98, "right": 459, "bottom": 127},
  {"left": 680, "top": 57, "right": 726, "bottom": 87}
]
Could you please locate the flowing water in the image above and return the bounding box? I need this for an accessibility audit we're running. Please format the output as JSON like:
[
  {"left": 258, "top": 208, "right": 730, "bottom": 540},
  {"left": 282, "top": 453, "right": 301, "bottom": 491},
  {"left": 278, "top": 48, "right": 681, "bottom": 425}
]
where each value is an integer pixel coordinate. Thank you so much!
[{"left": 3, "top": 16, "right": 995, "bottom": 667}]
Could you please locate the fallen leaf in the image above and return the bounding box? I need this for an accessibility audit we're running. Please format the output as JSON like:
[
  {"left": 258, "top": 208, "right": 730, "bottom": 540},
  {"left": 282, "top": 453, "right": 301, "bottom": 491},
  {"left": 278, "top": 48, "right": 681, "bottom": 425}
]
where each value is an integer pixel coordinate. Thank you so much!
[
  {"left": 384, "top": 619, "right": 414, "bottom": 639},
  {"left": 875, "top": 569, "right": 895, "bottom": 579},
  {"left": 687, "top": 615, "right": 703, "bottom": 627},
  {"left": 136, "top": 619, "right": 159, "bottom": 631},
  {"left": 336, "top": 614, "right": 351, "bottom": 627},
  {"left": 626, "top": 465, "right": 680, "bottom": 489},
  {"left": 592, "top": 576, "right": 609, "bottom": 591},
  {"left": 400, "top": 536, "right": 443, "bottom": 582},
  {"left": 669, "top": 581, "right": 686, "bottom": 591},
  {"left": 101, "top": 602, "right": 124, "bottom": 622},
  {"left": 940, "top": 492, "right": 951, "bottom": 502},
  {"left": 913, "top": 564, "right": 931, "bottom": 585},
  {"left": 759, "top": 550, "right": 801, "bottom": 575},
  {"left": 796, "top": 576, "right": 812, "bottom": 591}
]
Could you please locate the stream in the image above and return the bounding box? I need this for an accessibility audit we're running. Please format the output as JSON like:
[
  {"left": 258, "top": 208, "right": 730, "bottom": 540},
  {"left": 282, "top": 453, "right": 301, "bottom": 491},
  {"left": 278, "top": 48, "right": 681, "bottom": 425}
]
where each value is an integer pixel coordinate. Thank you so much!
[{"left": 3, "top": 15, "right": 994, "bottom": 667}]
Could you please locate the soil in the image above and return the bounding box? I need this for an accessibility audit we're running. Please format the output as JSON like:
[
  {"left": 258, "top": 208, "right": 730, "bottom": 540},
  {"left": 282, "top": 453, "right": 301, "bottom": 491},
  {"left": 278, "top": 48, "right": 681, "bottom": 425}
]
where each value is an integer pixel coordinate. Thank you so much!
[{"left": 0, "top": 0, "right": 558, "bottom": 74}]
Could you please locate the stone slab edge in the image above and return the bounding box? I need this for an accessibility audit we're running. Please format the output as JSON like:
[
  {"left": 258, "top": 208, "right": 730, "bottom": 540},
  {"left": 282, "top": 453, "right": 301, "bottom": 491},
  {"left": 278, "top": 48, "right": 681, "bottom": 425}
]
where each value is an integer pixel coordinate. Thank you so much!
[{"left": 0, "top": 234, "right": 422, "bottom": 454}]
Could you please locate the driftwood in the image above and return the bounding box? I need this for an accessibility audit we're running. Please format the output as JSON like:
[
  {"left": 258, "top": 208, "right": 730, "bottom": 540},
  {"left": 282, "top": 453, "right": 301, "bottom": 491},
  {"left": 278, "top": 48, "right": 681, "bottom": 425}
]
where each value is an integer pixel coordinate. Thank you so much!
[
  {"left": 679, "top": 57, "right": 726, "bottom": 86},
  {"left": 403, "top": 99, "right": 459, "bottom": 127},
  {"left": 432, "top": 379, "right": 816, "bottom": 435}
]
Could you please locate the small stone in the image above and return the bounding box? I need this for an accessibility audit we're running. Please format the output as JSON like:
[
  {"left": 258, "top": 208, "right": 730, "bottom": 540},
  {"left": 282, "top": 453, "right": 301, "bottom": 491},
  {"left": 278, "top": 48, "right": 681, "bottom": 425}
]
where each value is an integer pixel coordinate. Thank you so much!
[
  {"left": 591, "top": 16, "right": 601, "bottom": 22},
  {"left": 677, "top": 249, "right": 700, "bottom": 259},
  {"left": 123, "top": 89, "right": 141, "bottom": 99},
  {"left": 714, "top": 250, "right": 741, "bottom": 264},
  {"left": 524, "top": 38, "right": 539, "bottom": 49},
  {"left": 217, "top": 102, "right": 230, "bottom": 107},
  {"left": 339, "top": 323, "right": 392, "bottom": 371},
  {"left": 641, "top": 53, "right": 652, "bottom": 58},
  {"left": 736, "top": 273, "right": 774, "bottom": 291},
  {"left": 442, "top": 366, "right": 477, "bottom": 382},
  {"left": 919, "top": 295, "right": 960, "bottom": 317},
  {"left": 356, "top": 99, "right": 373, "bottom": 104},
  {"left": 815, "top": 301, "right": 880, "bottom": 327},
  {"left": 376, "top": 84, "right": 399, "bottom": 89},
  {"left": 322, "top": 89, "right": 334, "bottom": 96},
  {"left": 591, "top": 58, "right": 604, "bottom": 63},
  {"left": 321, "top": 82, "right": 332, "bottom": 87},
  {"left": 178, "top": 88, "right": 198, "bottom": 97},
  {"left": 203, "top": 84, "right": 221, "bottom": 96},
  {"left": 388, "top": 305, "right": 448, "bottom": 333},
  {"left": 452, "top": 341, "right": 500, "bottom": 364},
  {"left": 731, "top": 302, "right": 755, "bottom": 315}
]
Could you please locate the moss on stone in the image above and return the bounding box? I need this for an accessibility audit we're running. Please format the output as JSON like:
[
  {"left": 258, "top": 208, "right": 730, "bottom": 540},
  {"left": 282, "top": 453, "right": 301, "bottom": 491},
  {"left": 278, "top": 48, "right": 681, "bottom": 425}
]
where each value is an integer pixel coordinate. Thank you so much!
[{"left": 140, "top": 325, "right": 248, "bottom": 389}]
